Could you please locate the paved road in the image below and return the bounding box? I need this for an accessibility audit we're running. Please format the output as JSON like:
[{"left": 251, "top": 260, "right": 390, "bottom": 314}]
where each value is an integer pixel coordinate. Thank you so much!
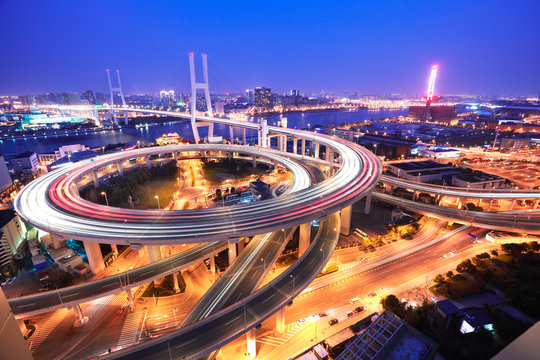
[
  {"left": 8, "top": 242, "right": 226, "bottom": 317},
  {"left": 374, "top": 192, "right": 540, "bottom": 234},
  {"left": 96, "top": 212, "right": 341, "bottom": 360}
]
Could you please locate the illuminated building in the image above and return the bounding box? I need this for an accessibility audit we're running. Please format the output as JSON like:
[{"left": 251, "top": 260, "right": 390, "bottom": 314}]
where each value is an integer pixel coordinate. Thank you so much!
[{"left": 254, "top": 87, "right": 272, "bottom": 108}]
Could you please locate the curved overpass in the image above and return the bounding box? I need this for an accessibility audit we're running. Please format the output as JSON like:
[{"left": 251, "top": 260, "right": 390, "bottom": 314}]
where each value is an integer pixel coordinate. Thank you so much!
[
  {"left": 380, "top": 175, "right": 540, "bottom": 199},
  {"left": 13, "top": 109, "right": 380, "bottom": 359},
  {"left": 16, "top": 142, "right": 379, "bottom": 245},
  {"left": 374, "top": 192, "right": 540, "bottom": 233}
]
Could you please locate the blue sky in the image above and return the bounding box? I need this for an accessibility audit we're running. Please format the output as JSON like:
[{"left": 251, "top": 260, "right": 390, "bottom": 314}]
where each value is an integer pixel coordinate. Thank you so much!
[{"left": 1, "top": 0, "right": 539, "bottom": 96}]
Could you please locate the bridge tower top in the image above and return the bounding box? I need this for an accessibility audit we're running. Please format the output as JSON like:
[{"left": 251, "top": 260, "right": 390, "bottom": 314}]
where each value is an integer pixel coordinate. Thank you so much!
[{"left": 189, "top": 53, "right": 213, "bottom": 143}]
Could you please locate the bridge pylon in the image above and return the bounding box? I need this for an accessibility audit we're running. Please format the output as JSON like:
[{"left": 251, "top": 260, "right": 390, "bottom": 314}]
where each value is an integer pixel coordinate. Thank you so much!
[
  {"left": 106, "top": 69, "right": 128, "bottom": 126},
  {"left": 189, "top": 53, "right": 214, "bottom": 143}
]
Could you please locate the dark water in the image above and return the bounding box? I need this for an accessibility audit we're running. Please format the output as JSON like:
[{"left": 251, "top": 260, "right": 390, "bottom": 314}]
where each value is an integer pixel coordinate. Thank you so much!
[{"left": 0, "top": 109, "right": 406, "bottom": 155}]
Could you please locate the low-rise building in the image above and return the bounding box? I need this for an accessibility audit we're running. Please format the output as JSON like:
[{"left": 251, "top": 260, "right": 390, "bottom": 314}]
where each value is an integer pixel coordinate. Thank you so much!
[
  {"left": 451, "top": 172, "right": 506, "bottom": 189},
  {"left": 418, "top": 145, "right": 460, "bottom": 159},
  {"left": 7, "top": 151, "right": 39, "bottom": 175},
  {"left": 0, "top": 210, "right": 26, "bottom": 271},
  {"left": 500, "top": 137, "right": 530, "bottom": 149},
  {"left": 387, "top": 160, "right": 460, "bottom": 183}
]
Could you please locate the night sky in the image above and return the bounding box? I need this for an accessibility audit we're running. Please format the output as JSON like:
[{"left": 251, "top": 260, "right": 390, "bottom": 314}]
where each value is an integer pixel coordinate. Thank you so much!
[{"left": 1, "top": 0, "right": 539, "bottom": 96}]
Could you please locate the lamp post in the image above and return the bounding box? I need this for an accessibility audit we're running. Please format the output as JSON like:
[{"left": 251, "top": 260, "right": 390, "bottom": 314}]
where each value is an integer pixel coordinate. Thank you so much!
[
  {"left": 173, "top": 307, "right": 178, "bottom": 326},
  {"left": 101, "top": 191, "right": 109, "bottom": 206},
  {"left": 155, "top": 195, "right": 160, "bottom": 209}
]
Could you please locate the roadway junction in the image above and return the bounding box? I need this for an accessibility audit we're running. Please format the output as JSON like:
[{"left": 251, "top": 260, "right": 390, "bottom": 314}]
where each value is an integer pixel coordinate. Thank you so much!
[
  {"left": 13, "top": 115, "right": 381, "bottom": 359},
  {"left": 11, "top": 106, "right": 540, "bottom": 359}
]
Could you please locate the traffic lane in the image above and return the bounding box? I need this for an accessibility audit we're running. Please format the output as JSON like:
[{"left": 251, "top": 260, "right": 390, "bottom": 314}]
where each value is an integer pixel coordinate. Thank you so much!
[
  {"left": 9, "top": 242, "right": 225, "bottom": 315},
  {"left": 182, "top": 228, "right": 294, "bottom": 326},
  {"left": 100, "top": 213, "right": 340, "bottom": 359}
]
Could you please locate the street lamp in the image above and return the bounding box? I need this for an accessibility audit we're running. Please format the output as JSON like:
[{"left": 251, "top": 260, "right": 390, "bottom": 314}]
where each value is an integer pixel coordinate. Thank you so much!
[
  {"left": 173, "top": 307, "right": 178, "bottom": 326},
  {"left": 155, "top": 195, "right": 160, "bottom": 209},
  {"left": 101, "top": 192, "right": 109, "bottom": 206}
]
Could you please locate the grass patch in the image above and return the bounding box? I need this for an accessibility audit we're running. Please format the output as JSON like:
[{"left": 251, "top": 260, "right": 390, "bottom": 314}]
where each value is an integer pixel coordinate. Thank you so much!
[
  {"left": 136, "top": 179, "right": 177, "bottom": 209},
  {"left": 24, "top": 324, "right": 36, "bottom": 340},
  {"left": 141, "top": 273, "right": 186, "bottom": 298}
]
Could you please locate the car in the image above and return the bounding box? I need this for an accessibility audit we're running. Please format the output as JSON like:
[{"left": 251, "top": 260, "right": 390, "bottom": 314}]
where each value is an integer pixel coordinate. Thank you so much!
[
  {"left": 368, "top": 292, "right": 377, "bottom": 298},
  {"left": 349, "top": 297, "right": 360, "bottom": 304},
  {"left": 297, "top": 318, "right": 306, "bottom": 325},
  {"left": 0, "top": 279, "right": 8, "bottom": 286},
  {"left": 345, "top": 311, "right": 354, "bottom": 317},
  {"left": 6, "top": 277, "right": 16, "bottom": 285},
  {"left": 354, "top": 306, "right": 364, "bottom": 313},
  {"left": 329, "top": 318, "right": 339, "bottom": 326},
  {"left": 318, "top": 312, "right": 328, "bottom": 317}
]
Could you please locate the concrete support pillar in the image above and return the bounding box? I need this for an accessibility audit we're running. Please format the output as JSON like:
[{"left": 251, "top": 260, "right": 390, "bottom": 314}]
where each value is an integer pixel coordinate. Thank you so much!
[
  {"left": 73, "top": 304, "right": 88, "bottom": 327},
  {"left": 147, "top": 245, "right": 162, "bottom": 263},
  {"left": 293, "top": 139, "right": 298, "bottom": 154},
  {"left": 243, "top": 128, "right": 247, "bottom": 145},
  {"left": 252, "top": 155, "right": 257, "bottom": 168},
  {"left": 173, "top": 152, "right": 178, "bottom": 161},
  {"left": 487, "top": 199, "right": 494, "bottom": 212},
  {"left": 246, "top": 328, "right": 257, "bottom": 359},
  {"left": 228, "top": 240, "right": 238, "bottom": 265},
  {"left": 146, "top": 156, "right": 151, "bottom": 169},
  {"left": 298, "top": 223, "right": 311, "bottom": 257},
  {"left": 534, "top": 199, "right": 539, "bottom": 210},
  {"left": 50, "top": 233, "right": 63, "bottom": 250},
  {"left": 276, "top": 307, "right": 286, "bottom": 334},
  {"left": 117, "top": 162, "right": 124, "bottom": 176},
  {"left": 16, "top": 318, "right": 26, "bottom": 335},
  {"left": 111, "top": 243, "right": 118, "bottom": 255},
  {"left": 126, "top": 288, "right": 134, "bottom": 310},
  {"left": 301, "top": 139, "right": 306, "bottom": 156},
  {"left": 510, "top": 199, "right": 515, "bottom": 211},
  {"left": 210, "top": 254, "right": 216, "bottom": 274},
  {"left": 208, "top": 123, "right": 214, "bottom": 139},
  {"left": 437, "top": 195, "right": 444, "bottom": 205},
  {"left": 325, "top": 147, "right": 330, "bottom": 162},
  {"left": 456, "top": 197, "right": 462, "bottom": 209},
  {"left": 83, "top": 241, "right": 104, "bottom": 274},
  {"left": 229, "top": 126, "right": 234, "bottom": 144},
  {"left": 173, "top": 272, "right": 180, "bottom": 293},
  {"left": 147, "top": 245, "right": 163, "bottom": 284},
  {"left": 238, "top": 238, "right": 246, "bottom": 255},
  {"left": 364, "top": 192, "right": 372, "bottom": 215},
  {"left": 340, "top": 205, "right": 352, "bottom": 235},
  {"left": 315, "top": 143, "right": 320, "bottom": 159},
  {"left": 92, "top": 171, "right": 99, "bottom": 187}
]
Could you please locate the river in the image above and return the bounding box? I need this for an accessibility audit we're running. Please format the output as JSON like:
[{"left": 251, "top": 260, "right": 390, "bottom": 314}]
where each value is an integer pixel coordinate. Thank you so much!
[{"left": 0, "top": 109, "right": 407, "bottom": 155}]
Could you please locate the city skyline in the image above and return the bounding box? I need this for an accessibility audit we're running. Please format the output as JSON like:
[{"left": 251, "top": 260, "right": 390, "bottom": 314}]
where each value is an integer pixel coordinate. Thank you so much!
[{"left": 1, "top": 0, "right": 539, "bottom": 96}]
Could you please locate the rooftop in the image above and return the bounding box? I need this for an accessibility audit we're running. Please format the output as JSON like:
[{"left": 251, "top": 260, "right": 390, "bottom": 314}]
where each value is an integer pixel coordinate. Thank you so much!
[
  {"left": 336, "top": 311, "right": 437, "bottom": 360},
  {"left": 453, "top": 172, "right": 503, "bottom": 183},
  {"left": 390, "top": 160, "right": 452, "bottom": 172},
  {"left": 436, "top": 300, "right": 461, "bottom": 316}
]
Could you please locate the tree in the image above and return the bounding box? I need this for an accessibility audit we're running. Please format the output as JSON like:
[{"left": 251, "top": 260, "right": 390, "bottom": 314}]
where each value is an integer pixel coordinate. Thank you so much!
[
  {"left": 490, "top": 249, "right": 498, "bottom": 257},
  {"left": 434, "top": 274, "right": 445, "bottom": 285},
  {"left": 501, "top": 243, "right": 522, "bottom": 256},
  {"left": 215, "top": 188, "right": 222, "bottom": 198},
  {"left": 381, "top": 294, "right": 405, "bottom": 317},
  {"left": 446, "top": 271, "right": 454, "bottom": 279}
]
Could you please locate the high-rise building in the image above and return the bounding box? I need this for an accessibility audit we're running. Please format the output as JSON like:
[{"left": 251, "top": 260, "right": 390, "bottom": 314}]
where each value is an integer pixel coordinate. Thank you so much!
[
  {"left": 254, "top": 87, "right": 272, "bottom": 108},
  {"left": 245, "top": 89, "right": 254, "bottom": 104},
  {"left": 0, "top": 157, "right": 12, "bottom": 195},
  {"left": 82, "top": 90, "right": 95, "bottom": 104},
  {"left": 159, "top": 90, "right": 176, "bottom": 107},
  {"left": 290, "top": 90, "right": 300, "bottom": 96}
]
